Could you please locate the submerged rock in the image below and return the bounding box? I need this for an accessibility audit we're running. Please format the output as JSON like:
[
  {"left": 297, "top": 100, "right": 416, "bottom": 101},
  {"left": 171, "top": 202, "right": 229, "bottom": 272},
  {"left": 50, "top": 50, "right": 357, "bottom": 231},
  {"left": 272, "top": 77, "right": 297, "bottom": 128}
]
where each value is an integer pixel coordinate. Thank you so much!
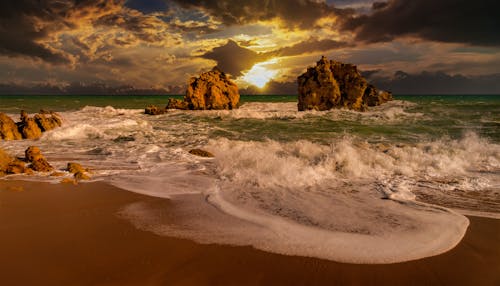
[
  {"left": 0, "top": 113, "right": 22, "bottom": 140},
  {"left": 25, "top": 146, "right": 53, "bottom": 172},
  {"left": 298, "top": 56, "right": 392, "bottom": 111},
  {"left": 189, "top": 149, "right": 214, "bottom": 158},
  {"left": 145, "top": 105, "right": 166, "bottom": 115},
  {"left": 167, "top": 68, "right": 240, "bottom": 110}
]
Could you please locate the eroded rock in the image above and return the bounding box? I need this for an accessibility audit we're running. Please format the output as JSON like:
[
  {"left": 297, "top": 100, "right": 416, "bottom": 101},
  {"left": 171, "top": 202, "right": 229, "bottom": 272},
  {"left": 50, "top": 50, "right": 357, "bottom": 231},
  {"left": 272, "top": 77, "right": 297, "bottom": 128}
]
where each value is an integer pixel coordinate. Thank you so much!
[
  {"left": 298, "top": 56, "right": 392, "bottom": 111},
  {"left": 167, "top": 68, "right": 240, "bottom": 110}
]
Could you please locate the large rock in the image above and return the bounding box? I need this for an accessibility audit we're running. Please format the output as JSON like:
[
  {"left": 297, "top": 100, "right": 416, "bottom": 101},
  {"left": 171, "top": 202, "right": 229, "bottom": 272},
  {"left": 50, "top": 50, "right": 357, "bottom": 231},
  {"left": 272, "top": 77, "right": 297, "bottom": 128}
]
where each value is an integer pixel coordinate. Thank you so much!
[
  {"left": 166, "top": 98, "right": 189, "bottom": 110},
  {"left": 25, "top": 146, "right": 53, "bottom": 172},
  {"left": 0, "top": 113, "right": 22, "bottom": 140},
  {"left": 298, "top": 56, "right": 392, "bottom": 111},
  {"left": 169, "top": 68, "right": 240, "bottom": 110}
]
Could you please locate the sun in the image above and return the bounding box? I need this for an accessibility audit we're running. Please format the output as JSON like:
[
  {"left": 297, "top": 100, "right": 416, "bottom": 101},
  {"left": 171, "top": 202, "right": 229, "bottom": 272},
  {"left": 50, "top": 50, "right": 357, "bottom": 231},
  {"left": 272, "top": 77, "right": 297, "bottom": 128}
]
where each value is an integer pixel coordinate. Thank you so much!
[{"left": 241, "top": 59, "right": 279, "bottom": 88}]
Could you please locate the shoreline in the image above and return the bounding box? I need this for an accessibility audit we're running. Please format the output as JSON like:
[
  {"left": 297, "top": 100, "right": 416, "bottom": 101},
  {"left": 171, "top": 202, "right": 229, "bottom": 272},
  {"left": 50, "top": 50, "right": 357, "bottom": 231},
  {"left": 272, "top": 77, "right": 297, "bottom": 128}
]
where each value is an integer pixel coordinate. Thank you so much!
[{"left": 1, "top": 180, "right": 499, "bottom": 285}]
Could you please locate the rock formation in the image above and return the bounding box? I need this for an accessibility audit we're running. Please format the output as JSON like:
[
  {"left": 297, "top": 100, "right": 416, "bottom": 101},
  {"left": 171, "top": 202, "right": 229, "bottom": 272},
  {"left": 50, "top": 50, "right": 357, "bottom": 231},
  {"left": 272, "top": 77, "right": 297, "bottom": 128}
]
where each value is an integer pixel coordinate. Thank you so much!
[
  {"left": 298, "top": 56, "right": 392, "bottom": 111},
  {"left": 166, "top": 68, "right": 240, "bottom": 110},
  {"left": 0, "top": 110, "right": 62, "bottom": 140},
  {"left": 0, "top": 113, "right": 23, "bottom": 140},
  {"left": 25, "top": 146, "right": 53, "bottom": 172},
  {"left": 145, "top": 105, "right": 166, "bottom": 115}
]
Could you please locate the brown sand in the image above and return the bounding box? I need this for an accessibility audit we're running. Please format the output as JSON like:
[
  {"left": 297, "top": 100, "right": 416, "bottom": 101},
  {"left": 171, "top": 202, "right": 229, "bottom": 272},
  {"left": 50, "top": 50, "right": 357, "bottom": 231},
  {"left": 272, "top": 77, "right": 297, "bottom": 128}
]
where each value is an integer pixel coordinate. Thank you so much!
[{"left": 0, "top": 180, "right": 499, "bottom": 286}]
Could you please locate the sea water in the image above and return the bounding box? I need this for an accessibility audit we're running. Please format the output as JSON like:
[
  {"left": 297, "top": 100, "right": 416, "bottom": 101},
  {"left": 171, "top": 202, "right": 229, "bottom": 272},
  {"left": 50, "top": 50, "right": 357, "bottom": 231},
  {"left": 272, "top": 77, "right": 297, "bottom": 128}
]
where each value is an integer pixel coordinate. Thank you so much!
[{"left": 0, "top": 95, "right": 498, "bottom": 263}]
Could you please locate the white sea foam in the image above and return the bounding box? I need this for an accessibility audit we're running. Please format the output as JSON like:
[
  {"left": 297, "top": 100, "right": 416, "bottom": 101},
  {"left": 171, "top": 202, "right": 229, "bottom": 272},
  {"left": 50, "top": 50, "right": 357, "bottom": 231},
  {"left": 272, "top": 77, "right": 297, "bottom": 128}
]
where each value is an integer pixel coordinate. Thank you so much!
[{"left": 1, "top": 103, "right": 498, "bottom": 264}]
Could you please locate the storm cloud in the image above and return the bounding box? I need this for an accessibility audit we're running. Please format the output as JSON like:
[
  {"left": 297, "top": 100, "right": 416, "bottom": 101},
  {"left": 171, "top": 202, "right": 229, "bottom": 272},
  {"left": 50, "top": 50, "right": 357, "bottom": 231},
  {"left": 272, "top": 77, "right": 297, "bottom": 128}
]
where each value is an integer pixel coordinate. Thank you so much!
[{"left": 343, "top": 0, "right": 500, "bottom": 46}]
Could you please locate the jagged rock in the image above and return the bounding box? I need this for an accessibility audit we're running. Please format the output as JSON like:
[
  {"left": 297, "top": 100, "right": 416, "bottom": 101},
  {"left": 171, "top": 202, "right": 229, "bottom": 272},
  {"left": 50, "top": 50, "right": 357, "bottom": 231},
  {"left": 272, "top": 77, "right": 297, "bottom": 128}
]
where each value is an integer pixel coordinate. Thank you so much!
[
  {"left": 18, "top": 110, "right": 43, "bottom": 139},
  {"left": 34, "top": 110, "right": 62, "bottom": 132},
  {"left": 189, "top": 149, "right": 214, "bottom": 158},
  {"left": 166, "top": 98, "right": 189, "bottom": 110},
  {"left": 145, "top": 105, "right": 166, "bottom": 115},
  {"left": 168, "top": 68, "right": 240, "bottom": 110},
  {"left": 67, "top": 162, "right": 91, "bottom": 180},
  {"left": 0, "top": 113, "right": 22, "bottom": 140},
  {"left": 298, "top": 56, "right": 392, "bottom": 111},
  {"left": 25, "top": 146, "right": 53, "bottom": 172}
]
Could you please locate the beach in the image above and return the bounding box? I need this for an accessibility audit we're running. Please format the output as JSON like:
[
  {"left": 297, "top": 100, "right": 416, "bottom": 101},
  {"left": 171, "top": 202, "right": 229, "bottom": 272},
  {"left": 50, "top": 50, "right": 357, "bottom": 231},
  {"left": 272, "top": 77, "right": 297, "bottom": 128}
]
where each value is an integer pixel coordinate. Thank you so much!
[{"left": 1, "top": 179, "right": 499, "bottom": 286}]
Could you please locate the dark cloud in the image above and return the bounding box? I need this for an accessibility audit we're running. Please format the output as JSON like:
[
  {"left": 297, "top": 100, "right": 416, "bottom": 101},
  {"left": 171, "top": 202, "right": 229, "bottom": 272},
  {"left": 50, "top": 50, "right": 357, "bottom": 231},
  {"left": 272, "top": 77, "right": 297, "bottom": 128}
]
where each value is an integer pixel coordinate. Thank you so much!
[
  {"left": 276, "top": 38, "right": 350, "bottom": 56},
  {"left": 0, "top": 81, "right": 172, "bottom": 95},
  {"left": 203, "top": 39, "right": 349, "bottom": 76},
  {"left": 171, "top": 0, "right": 351, "bottom": 29},
  {"left": 371, "top": 71, "right": 500, "bottom": 94},
  {"left": 202, "top": 40, "right": 270, "bottom": 76},
  {"left": 240, "top": 80, "right": 297, "bottom": 95},
  {"left": 343, "top": 0, "right": 500, "bottom": 46}
]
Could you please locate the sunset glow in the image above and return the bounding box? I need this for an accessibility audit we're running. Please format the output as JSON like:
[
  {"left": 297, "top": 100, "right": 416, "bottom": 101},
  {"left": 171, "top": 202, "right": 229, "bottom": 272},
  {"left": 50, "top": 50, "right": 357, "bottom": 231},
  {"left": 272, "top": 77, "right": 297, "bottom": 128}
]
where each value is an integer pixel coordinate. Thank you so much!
[{"left": 241, "top": 59, "right": 279, "bottom": 88}]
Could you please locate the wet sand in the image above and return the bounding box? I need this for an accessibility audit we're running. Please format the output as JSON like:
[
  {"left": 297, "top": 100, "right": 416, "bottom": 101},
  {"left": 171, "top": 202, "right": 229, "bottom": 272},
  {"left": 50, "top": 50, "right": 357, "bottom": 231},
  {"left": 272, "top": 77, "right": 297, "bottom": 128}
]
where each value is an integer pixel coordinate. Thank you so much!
[{"left": 0, "top": 180, "right": 499, "bottom": 286}]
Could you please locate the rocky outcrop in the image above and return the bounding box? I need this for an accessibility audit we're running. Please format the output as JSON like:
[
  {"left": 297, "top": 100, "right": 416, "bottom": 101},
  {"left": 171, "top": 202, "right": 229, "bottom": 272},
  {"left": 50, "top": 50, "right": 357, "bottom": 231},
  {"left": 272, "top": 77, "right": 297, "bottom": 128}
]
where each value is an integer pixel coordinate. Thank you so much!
[
  {"left": 298, "top": 56, "right": 392, "bottom": 111},
  {"left": 0, "top": 148, "right": 33, "bottom": 176},
  {"left": 0, "top": 110, "right": 62, "bottom": 140},
  {"left": 167, "top": 68, "right": 240, "bottom": 110},
  {"left": 0, "top": 113, "right": 23, "bottom": 140},
  {"left": 25, "top": 146, "right": 53, "bottom": 172},
  {"left": 188, "top": 149, "right": 214, "bottom": 158},
  {"left": 145, "top": 105, "right": 166, "bottom": 115}
]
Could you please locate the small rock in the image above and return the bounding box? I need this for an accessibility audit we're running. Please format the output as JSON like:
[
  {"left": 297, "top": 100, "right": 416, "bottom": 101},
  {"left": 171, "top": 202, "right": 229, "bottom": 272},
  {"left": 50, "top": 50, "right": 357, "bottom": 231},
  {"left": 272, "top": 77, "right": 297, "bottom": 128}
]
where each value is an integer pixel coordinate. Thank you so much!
[
  {"left": 60, "top": 178, "right": 77, "bottom": 184},
  {"left": 67, "top": 162, "right": 91, "bottom": 180},
  {"left": 166, "top": 98, "right": 189, "bottom": 110},
  {"left": 189, "top": 149, "right": 214, "bottom": 158},
  {"left": 145, "top": 105, "right": 166, "bottom": 115},
  {"left": 25, "top": 146, "right": 54, "bottom": 172},
  {"left": 50, "top": 172, "right": 66, "bottom": 177}
]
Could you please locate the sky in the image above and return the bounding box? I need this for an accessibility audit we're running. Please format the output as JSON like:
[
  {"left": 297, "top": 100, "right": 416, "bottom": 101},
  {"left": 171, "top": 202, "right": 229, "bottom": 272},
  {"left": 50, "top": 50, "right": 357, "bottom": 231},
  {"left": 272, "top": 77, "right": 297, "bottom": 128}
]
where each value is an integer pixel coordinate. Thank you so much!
[{"left": 0, "top": 0, "right": 499, "bottom": 95}]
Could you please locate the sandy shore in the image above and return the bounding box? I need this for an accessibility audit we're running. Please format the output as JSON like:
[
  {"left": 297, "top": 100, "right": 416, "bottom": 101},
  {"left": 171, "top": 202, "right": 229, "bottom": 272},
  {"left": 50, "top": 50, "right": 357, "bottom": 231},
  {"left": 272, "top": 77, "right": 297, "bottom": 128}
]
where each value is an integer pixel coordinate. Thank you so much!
[{"left": 0, "top": 180, "right": 499, "bottom": 286}]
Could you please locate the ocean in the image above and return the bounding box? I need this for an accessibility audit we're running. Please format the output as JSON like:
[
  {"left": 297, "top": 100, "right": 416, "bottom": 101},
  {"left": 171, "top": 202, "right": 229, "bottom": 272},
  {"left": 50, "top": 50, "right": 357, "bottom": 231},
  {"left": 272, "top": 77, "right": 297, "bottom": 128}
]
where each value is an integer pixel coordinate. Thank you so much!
[{"left": 0, "top": 94, "right": 499, "bottom": 263}]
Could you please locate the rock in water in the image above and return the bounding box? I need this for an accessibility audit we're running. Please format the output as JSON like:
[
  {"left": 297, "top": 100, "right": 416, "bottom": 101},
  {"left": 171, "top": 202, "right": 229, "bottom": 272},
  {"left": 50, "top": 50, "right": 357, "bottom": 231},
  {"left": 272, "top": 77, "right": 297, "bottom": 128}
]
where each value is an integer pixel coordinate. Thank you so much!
[
  {"left": 166, "top": 98, "right": 189, "bottom": 110},
  {"left": 0, "top": 113, "right": 22, "bottom": 140},
  {"left": 25, "top": 146, "right": 53, "bottom": 172},
  {"left": 66, "top": 162, "right": 91, "bottom": 180},
  {"left": 145, "top": 105, "right": 166, "bottom": 115},
  {"left": 18, "top": 110, "right": 43, "bottom": 139},
  {"left": 184, "top": 68, "right": 240, "bottom": 110},
  {"left": 34, "top": 110, "right": 62, "bottom": 132},
  {"left": 298, "top": 56, "right": 392, "bottom": 111}
]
